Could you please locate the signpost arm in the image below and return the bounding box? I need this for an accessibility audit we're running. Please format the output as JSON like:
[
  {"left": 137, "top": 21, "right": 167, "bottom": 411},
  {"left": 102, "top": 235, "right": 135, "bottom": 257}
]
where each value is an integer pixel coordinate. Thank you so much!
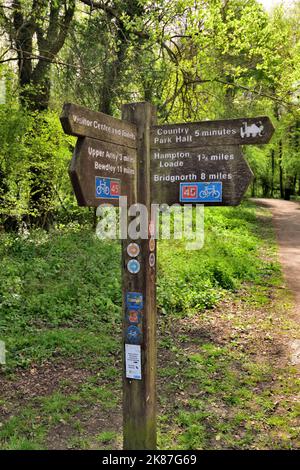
[{"left": 122, "top": 102, "right": 157, "bottom": 450}]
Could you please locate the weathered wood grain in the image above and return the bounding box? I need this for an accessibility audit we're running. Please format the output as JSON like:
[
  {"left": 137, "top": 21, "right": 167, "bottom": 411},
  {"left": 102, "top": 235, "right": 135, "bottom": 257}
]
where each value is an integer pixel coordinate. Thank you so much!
[
  {"left": 122, "top": 102, "right": 157, "bottom": 450},
  {"left": 151, "top": 146, "right": 253, "bottom": 206},
  {"left": 69, "top": 136, "right": 137, "bottom": 207},
  {"left": 151, "top": 116, "right": 274, "bottom": 148},
  {"left": 61, "top": 102, "right": 137, "bottom": 148}
]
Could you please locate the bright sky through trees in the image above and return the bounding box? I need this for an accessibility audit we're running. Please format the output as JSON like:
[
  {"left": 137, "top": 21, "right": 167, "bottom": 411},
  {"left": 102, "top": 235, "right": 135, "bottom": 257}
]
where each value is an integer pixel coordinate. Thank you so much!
[{"left": 258, "top": 0, "right": 295, "bottom": 11}]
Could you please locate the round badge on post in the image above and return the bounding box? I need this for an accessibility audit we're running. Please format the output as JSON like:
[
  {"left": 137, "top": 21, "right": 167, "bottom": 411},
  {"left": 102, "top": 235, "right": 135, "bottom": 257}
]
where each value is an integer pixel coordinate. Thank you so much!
[
  {"left": 127, "top": 242, "right": 140, "bottom": 258},
  {"left": 149, "top": 238, "right": 155, "bottom": 252},
  {"left": 126, "top": 325, "right": 142, "bottom": 345},
  {"left": 149, "top": 253, "right": 155, "bottom": 268},
  {"left": 126, "top": 310, "right": 142, "bottom": 325},
  {"left": 127, "top": 259, "right": 141, "bottom": 274}
]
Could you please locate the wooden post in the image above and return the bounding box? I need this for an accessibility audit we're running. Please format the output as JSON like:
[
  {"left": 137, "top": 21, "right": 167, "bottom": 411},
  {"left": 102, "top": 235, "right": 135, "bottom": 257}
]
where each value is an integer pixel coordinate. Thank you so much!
[
  {"left": 121, "top": 102, "right": 157, "bottom": 450},
  {"left": 61, "top": 101, "right": 272, "bottom": 450}
]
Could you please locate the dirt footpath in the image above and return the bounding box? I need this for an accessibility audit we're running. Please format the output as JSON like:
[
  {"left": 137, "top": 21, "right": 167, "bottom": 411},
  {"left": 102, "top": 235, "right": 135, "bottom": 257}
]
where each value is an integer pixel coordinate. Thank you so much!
[{"left": 253, "top": 198, "right": 300, "bottom": 364}]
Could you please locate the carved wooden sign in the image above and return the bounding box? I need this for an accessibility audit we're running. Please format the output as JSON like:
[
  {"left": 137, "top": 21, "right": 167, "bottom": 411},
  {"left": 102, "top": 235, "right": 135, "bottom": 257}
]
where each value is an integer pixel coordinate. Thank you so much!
[
  {"left": 150, "top": 117, "right": 274, "bottom": 206},
  {"left": 69, "top": 137, "right": 136, "bottom": 207},
  {"left": 151, "top": 116, "right": 274, "bottom": 148},
  {"left": 61, "top": 102, "right": 137, "bottom": 149},
  {"left": 151, "top": 146, "right": 253, "bottom": 206},
  {"left": 61, "top": 103, "right": 274, "bottom": 208},
  {"left": 60, "top": 103, "right": 137, "bottom": 207}
]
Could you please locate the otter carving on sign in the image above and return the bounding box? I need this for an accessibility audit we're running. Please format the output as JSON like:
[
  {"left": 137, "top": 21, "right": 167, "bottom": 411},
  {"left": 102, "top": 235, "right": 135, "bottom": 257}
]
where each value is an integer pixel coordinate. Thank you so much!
[{"left": 240, "top": 121, "right": 264, "bottom": 138}]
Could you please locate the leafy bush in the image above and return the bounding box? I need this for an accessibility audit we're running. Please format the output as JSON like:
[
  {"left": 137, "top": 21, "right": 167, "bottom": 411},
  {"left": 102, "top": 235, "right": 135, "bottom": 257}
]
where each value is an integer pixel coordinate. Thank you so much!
[
  {"left": 0, "top": 100, "right": 75, "bottom": 226},
  {"left": 0, "top": 202, "right": 274, "bottom": 368},
  {"left": 157, "top": 204, "right": 265, "bottom": 315}
]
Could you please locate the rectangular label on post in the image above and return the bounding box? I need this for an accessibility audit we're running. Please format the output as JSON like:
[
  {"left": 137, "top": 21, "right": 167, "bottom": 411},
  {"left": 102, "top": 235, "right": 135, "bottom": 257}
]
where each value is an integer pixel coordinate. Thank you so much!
[{"left": 125, "top": 344, "right": 142, "bottom": 380}]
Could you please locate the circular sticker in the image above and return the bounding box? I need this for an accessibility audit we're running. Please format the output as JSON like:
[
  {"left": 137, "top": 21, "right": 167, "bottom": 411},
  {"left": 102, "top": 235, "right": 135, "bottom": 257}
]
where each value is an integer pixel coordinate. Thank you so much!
[
  {"left": 127, "top": 242, "right": 140, "bottom": 258},
  {"left": 127, "top": 259, "right": 140, "bottom": 274},
  {"left": 149, "top": 238, "right": 155, "bottom": 252},
  {"left": 126, "top": 310, "right": 142, "bottom": 325},
  {"left": 126, "top": 325, "right": 142, "bottom": 344},
  {"left": 149, "top": 253, "right": 155, "bottom": 268}
]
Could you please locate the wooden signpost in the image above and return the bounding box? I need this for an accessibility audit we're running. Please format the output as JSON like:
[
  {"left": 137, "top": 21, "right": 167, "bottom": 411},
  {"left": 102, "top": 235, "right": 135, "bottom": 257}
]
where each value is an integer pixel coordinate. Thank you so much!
[
  {"left": 151, "top": 116, "right": 274, "bottom": 148},
  {"left": 151, "top": 116, "right": 274, "bottom": 207},
  {"left": 121, "top": 102, "right": 157, "bottom": 450},
  {"left": 61, "top": 102, "right": 137, "bottom": 148},
  {"left": 151, "top": 145, "right": 253, "bottom": 206},
  {"left": 69, "top": 137, "right": 136, "bottom": 207},
  {"left": 60, "top": 102, "right": 274, "bottom": 450}
]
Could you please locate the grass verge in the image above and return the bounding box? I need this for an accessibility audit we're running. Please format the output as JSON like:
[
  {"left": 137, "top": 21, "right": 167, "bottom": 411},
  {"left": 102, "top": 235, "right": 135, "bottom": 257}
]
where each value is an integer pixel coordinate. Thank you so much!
[{"left": 0, "top": 202, "right": 299, "bottom": 449}]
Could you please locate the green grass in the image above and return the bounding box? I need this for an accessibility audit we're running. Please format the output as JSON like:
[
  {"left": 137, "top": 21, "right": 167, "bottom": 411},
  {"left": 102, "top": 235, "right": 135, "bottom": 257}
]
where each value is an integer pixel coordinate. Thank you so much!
[
  {"left": 157, "top": 204, "right": 273, "bottom": 316},
  {"left": 1, "top": 203, "right": 267, "bottom": 370},
  {"left": 0, "top": 374, "right": 122, "bottom": 450},
  {"left": 158, "top": 342, "right": 299, "bottom": 449},
  {"left": 0, "top": 229, "right": 121, "bottom": 370},
  {"left": 97, "top": 431, "right": 118, "bottom": 444},
  {"left": 0, "top": 202, "right": 299, "bottom": 449}
]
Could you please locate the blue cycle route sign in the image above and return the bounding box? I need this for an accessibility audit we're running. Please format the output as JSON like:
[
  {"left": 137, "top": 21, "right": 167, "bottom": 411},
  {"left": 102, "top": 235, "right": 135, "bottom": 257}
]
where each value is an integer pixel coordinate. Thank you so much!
[
  {"left": 180, "top": 182, "right": 223, "bottom": 203},
  {"left": 95, "top": 177, "right": 121, "bottom": 199}
]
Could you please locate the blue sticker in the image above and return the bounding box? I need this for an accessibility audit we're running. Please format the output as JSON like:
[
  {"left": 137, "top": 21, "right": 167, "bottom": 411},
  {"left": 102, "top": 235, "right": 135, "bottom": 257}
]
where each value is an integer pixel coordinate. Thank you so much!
[
  {"left": 95, "top": 177, "right": 120, "bottom": 199},
  {"left": 126, "top": 310, "right": 142, "bottom": 325},
  {"left": 127, "top": 259, "right": 140, "bottom": 274},
  {"left": 180, "top": 182, "right": 222, "bottom": 203},
  {"left": 126, "top": 292, "right": 143, "bottom": 310},
  {"left": 126, "top": 325, "right": 142, "bottom": 345}
]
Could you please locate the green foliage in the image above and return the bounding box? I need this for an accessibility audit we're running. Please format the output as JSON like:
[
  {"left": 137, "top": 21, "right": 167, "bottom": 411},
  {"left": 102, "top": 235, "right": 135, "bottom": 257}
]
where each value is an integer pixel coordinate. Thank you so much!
[
  {"left": 0, "top": 97, "right": 75, "bottom": 224},
  {"left": 0, "top": 228, "right": 121, "bottom": 369},
  {"left": 1, "top": 0, "right": 300, "bottom": 226},
  {"left": 0, "top": 203, "right": 276, "bottom": 370},
  {"left": 157, "top": 204, "right": 263, "bottom": 315}
]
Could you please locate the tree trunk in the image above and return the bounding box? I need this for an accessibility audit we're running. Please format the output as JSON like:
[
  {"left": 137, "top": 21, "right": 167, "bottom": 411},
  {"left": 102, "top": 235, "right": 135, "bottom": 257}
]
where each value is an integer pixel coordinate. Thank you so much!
[
  {"left": 279, "top": 140, "right": 284, "bottom": 198},
  {"left": 10, "top": 1, "right": 75, "bottom": 228},
  {"left": 24, "top": 62, "right": 52, "bottom": 112},
  {"left": 251, "top": 177, "right": 256, "bottom": 197},
  {"left": 271, "top": 149, "right": 275, "bottom": 197}
]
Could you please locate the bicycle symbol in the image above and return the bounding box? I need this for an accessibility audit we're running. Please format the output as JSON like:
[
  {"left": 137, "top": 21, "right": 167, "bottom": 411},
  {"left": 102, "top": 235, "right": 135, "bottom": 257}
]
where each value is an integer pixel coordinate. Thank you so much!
[
  {"left": 96, "top": 179, "right": 110, "bottom": 196},
  {"left": 199, "top": 185, "right": 220, "bottom": 199}
]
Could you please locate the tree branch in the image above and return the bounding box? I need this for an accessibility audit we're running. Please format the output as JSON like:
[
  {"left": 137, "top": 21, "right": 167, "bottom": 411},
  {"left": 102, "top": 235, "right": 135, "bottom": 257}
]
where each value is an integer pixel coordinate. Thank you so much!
[
  {"left": 80, "top": 0, "right": 120, "bottom": 21},
  {"left": 214, "top": 78, "right": 296, "bottom": 109},
  {"left": 9, "top": 47, "right": 82, "bottom": 70}
]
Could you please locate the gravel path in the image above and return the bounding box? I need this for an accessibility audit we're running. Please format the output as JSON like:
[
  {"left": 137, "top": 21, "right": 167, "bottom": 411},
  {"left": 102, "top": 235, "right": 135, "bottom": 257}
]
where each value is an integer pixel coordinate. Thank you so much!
[{"left": 253, "top": 198, "right": 300, "bottom": 364}]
